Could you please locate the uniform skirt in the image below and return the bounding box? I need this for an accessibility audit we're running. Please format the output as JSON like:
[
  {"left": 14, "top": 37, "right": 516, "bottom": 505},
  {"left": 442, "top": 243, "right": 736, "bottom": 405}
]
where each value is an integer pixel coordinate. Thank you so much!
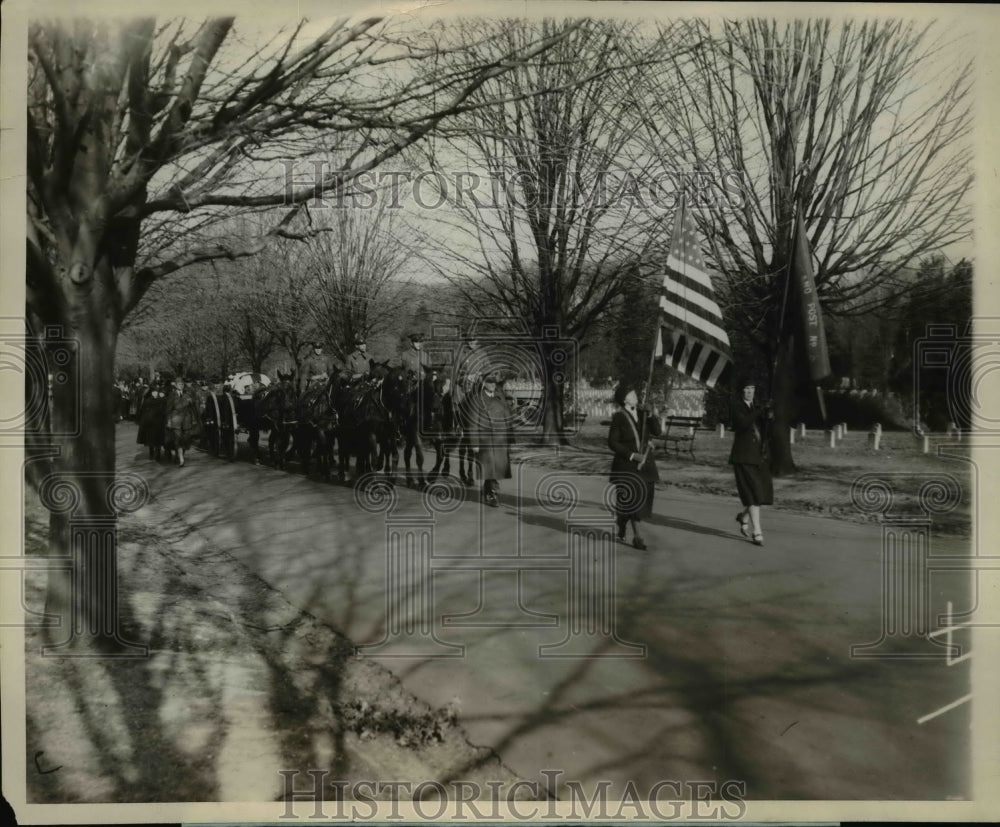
[{"left": 734, "top": 463, "right": 773, "bottom": 506}]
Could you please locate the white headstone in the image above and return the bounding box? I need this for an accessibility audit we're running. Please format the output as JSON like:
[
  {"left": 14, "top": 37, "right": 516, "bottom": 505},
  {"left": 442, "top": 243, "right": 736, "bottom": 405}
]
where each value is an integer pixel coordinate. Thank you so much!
[
  {"left": 716, "top": 423, "right": 725, "bottom": 438},
  {"left": 827, "top": 430, "right": 837, "bottom": 448},
  {"left": 798, "top": 423, "right": 807, "bottom": 439},
  {"left": 868, "top": 427, "right": 881, "bottom": 451}
]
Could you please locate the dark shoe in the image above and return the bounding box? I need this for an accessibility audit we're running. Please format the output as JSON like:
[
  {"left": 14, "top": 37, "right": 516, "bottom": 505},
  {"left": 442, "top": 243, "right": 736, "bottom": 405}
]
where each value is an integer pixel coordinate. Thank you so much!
[
  {"left": 632, "top": 537, "right": 647, "bottom": 550},
  {"left": 736, "top": 513, "right": 750, "bottom": 539},
  {"left": 752, "top": 533, "right": 764, "bottom": 546},
  {"left": 484, "top": 494, "right": 499, "bottom": 508},
  {"left": 616, "top": 527, "right": 626, "bottom": 543}
]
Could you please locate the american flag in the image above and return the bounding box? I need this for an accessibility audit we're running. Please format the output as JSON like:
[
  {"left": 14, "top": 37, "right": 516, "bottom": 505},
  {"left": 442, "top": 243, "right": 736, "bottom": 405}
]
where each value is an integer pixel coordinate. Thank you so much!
[{"left": 654, "top": 196, "right": 732, "bottom": 388}]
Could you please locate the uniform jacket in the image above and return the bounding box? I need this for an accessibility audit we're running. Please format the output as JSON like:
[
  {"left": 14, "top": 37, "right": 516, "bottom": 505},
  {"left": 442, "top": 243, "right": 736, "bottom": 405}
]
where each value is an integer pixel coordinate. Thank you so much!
[
  {"left": 608, "top": 408, "right": 661, "bottom": 483},
  {"left": 296, "top": 353, "right": 327, "bottom": 394},
  {"left": 344, "top": 349, "right": 370, "bottom": 379},
  {"left": 728, "top": 400, "right": 769, "bottom": 465},
  {"left": 402, "top": 346, "right": 430, "bottom": 377}
]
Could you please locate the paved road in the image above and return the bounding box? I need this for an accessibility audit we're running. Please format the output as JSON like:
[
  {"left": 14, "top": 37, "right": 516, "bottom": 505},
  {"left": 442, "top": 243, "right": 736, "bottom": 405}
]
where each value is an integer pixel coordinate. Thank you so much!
[{"left": 120, "top": 424, "right": 972, "bottom": 801}]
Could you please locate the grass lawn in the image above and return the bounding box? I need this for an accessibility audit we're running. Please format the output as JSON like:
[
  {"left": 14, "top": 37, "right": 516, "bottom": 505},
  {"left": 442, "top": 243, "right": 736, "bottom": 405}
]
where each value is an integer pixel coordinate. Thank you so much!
[{"left": 513, "top": 421, "right": 975, "bottom": 537}]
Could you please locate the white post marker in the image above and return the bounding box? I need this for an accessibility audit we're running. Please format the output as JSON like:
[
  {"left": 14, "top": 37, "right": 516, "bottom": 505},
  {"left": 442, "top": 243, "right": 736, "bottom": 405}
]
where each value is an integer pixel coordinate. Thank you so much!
[
  {"left": 827, "top": 429, "right": 837, "bottom": 448},
  {"left": 868, "top": 423, "right": 881, "bottom": 451},
  {"left": 798, "top": 423, "right": 807, "bottom": 439},
  {"left": 717, "top": 423, "right": 725, "bottom": 438},
  {"left": 922, "top": 434, "right": 931, "bottom": 454},
  {"left": 789, "top": 427, "right": 795, "bottom": 445}
]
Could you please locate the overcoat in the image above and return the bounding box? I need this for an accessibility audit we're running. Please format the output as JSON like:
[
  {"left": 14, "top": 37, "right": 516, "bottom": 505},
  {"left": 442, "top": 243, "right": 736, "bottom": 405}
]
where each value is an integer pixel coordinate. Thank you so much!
[
  {"left": 466, "top": 389, "right": 512, "bottom": 481},
  {"left": 164, "top": 388, "right": 203, "bottom": 450},
  {"left": 608, "top": 408, "right": 661, "bottom": 483}
]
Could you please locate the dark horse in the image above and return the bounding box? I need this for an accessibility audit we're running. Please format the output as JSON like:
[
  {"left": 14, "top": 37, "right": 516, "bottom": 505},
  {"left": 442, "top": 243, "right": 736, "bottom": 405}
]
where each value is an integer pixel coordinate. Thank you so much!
[
  {"left": 250, "top": 376, "right": 300, "bottom": 468},
  {"left": 384, "top": 366, "right": 456, "bottom": 488},
  {"left": 425, "top": 376, "right": 461, "bottom": 482},
  {"left": 378, "top": 366, "right": 425, "bottom": 487},
  {"left": 430, "top": 378, "right": 481, "bottom": 486},
  {"left": 329, "top": 367, "right": 390, "bottom": 485},
  {"left": 294, "top": 375, "right": 340, "bottom": 479}
]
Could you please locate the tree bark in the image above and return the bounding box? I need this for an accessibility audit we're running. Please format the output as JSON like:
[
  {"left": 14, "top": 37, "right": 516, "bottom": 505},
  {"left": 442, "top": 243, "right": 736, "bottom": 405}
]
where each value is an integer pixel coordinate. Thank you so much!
[
  {"left": 40, "top": 256, "right": 146, "bottom": 656},
  {"left": 539, "top": 339, "right": 568, "bottom": 446}
]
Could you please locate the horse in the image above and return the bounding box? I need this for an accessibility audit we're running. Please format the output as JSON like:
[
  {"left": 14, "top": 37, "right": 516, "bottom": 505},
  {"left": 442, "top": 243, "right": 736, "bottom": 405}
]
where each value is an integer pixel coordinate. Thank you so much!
[
  {"left": 329, "top": 369, "right": 387, "bottom": 485},
  {"left": 446, "top": 377, "right": 484, "bottom": 486},
  {"left": 425, "top": 376, "right": 458, "bottom": 482},
  {"left": 295, "top": 375, "right": 340, "bottom": 480},
  {"left": 252, "top": 378, "right": 300, "bottom": 468},
  {"left": 377, "top": 365, "right": 429, "bottom": 488}
]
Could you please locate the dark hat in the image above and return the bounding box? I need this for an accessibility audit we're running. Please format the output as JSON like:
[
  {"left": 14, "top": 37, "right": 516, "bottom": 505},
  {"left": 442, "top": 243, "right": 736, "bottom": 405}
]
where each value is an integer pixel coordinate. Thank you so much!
[
  {"left": 613, "top": 383, "right": 635, "bottom": 407},
  {"left": 408, "top": 332, "right": 424, "bottom": 342},
  {"left": 354, "top": 335, "right": 366, "bottom": 345},
  {"left": 312, "top": 342, "right": 324, "bottom": 350},
  {"left": 734, "top": 372, "right": 756, "bottom": 391},
  {"left": 482, "top": 373, "right": 498, "bottom": 386}
]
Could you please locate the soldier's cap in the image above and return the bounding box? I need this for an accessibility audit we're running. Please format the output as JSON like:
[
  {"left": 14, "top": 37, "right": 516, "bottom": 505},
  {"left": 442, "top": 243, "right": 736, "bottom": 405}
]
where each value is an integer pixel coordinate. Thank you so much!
[
  {"left": 355, "top": 335, "right": 366, "bottom": 345},
  {"left": 312, "top": 342, "right": 323, "bottom": 350},
  {"left": 408, "top": 332, "right": 424, "bottom": 342},
  {"left": 482, "top": 373, "right": 499, "bottom": 386}
]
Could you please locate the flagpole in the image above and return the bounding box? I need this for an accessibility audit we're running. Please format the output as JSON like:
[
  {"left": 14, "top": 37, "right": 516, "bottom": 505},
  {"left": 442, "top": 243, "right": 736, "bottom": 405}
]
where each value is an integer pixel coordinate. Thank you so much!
[{"left": 772, "top": 212, "right": 796, "bottom": 402}]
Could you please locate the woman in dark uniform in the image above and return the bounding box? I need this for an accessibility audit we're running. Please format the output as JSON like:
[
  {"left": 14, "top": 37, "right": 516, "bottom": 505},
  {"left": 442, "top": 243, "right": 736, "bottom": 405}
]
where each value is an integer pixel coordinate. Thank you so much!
[
  {"left": 729, "top": 375, "right": 774, "bottom": 546},
  {"left": 608, "top": 384, "right": 662, "bottom": 550}
]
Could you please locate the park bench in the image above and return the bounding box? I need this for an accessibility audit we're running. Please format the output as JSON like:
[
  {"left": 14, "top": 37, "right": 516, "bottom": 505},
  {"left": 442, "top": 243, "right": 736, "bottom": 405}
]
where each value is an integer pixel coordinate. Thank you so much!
[{"left": 659, "top": 414, "right": 705, "bottom": 458}]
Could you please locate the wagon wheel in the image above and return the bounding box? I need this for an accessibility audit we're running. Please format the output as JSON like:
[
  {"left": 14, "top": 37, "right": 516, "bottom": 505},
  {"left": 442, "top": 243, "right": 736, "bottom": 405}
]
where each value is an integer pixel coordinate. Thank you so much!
[
  {"left": 221, "top": 393, "right": 238, "bottom": 460},
  {"left": 206, "top": 394, "right": 223, "bottom": 457}
]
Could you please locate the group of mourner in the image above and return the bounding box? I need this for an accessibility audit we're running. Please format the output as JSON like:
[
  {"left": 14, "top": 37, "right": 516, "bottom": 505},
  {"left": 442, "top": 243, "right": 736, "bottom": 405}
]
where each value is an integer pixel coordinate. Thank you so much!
[{"left": 120, "top": 332, "right": 775, "bottom": 546}]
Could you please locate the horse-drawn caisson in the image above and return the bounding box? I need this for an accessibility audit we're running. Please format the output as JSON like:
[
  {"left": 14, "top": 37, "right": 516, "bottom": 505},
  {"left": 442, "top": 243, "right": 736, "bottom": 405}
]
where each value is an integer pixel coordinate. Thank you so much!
[
  {"left": 186, "top": 347, "right": 515, "bottom": 492},
  {"left": 201, "top": 371, "right": 273, "bottom": 461}
]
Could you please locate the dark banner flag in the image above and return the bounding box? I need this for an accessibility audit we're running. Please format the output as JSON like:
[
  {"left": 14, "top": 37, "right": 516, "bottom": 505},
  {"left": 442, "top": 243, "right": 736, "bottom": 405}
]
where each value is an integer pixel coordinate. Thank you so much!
[{"left": 791, "top": 212, "right": 831, "bottom": 382}]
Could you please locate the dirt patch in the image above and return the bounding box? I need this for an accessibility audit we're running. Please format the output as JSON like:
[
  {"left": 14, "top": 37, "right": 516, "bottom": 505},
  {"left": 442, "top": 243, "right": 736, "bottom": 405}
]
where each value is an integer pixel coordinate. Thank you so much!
[{"left": 22, "top": 490, "right": 527, "bottom": 806}]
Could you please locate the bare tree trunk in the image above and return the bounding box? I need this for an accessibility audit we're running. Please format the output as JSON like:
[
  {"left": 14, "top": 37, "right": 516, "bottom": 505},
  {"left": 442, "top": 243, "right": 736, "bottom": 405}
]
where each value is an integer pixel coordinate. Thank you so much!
[
  {"left": 40, "top": 260, "right": 145, "bottom": 656},
  {"left": 540, "top": 341, "right": 568, "bottom": 446}
]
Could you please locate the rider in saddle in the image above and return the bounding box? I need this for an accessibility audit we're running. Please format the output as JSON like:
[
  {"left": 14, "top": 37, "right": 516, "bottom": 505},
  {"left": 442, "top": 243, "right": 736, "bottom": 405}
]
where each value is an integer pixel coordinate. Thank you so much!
[
  {"left": 301, "top": 342, "right": 330, "bottom": 395},
  {"left": 343, "top": 335, "right": 372, "bottom": 387},
  {"left": 402, "top": 332, "right": 430, "bottom": 379}
]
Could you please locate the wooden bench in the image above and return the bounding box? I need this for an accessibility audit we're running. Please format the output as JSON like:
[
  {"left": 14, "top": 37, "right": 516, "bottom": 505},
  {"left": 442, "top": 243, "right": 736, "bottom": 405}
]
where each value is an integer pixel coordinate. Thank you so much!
[{"left": 659, "top": 415, "right": 705, "bottom": 458}]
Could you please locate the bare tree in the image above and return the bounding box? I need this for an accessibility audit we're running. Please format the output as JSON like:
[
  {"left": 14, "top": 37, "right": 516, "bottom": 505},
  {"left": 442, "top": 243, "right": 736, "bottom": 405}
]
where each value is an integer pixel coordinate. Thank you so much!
[
  {"left": 25, "top": 13, "right": 577, "bottom": 650},
  {"left": 301, "top": 201, "right": 410, "bottom": 363},
  {"left": 416, "top": 18, "right": 698, "bottom": 442},
  {"left": 639, "top": 18, "right": 973, "bottom": 473}
]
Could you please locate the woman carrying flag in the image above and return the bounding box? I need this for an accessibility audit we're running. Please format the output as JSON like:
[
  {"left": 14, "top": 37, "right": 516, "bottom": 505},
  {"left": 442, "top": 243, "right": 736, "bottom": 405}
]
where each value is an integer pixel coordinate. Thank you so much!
[{"left": 608, "top": 384, "right": 662, "bottom": 550}]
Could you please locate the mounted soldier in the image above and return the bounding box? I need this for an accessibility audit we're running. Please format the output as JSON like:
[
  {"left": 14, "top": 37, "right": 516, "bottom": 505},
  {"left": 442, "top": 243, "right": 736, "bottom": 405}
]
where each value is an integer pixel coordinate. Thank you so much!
[
  {"left": 343, "top": 335, "right": 371, "bottom": 383},
  {"left": 300, "top": 342, "right": 330, "bottom": 396},
  {"left": 401, "top": 332, "right": 430, "bottom": 379}
]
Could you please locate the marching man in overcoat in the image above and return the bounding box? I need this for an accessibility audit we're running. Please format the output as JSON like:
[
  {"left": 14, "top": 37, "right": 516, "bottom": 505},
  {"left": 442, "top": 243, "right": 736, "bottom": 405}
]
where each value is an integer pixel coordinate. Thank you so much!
[{"left": 466, "top": 373, "right": 512, "bottom": 507}]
